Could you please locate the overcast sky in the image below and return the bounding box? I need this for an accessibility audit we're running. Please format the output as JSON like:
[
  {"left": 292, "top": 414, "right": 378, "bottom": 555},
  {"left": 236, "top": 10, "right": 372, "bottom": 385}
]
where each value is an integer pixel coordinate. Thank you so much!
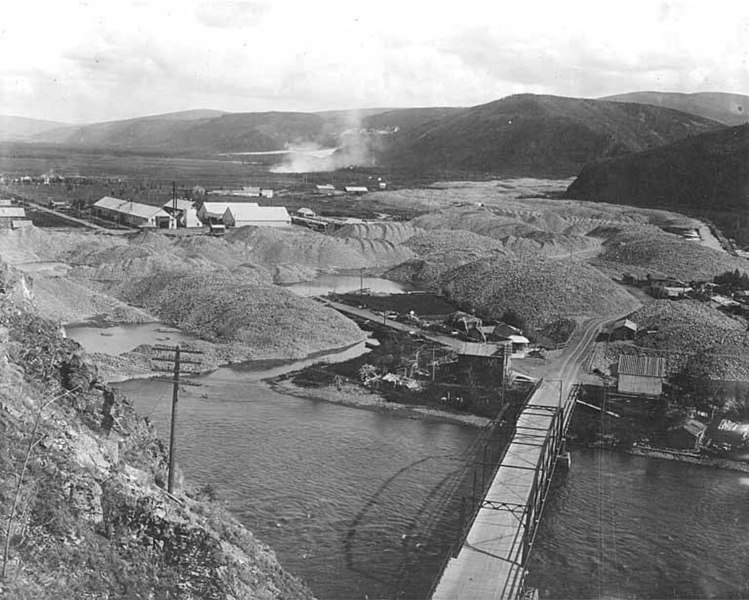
[{"left": 2, "top": 0, "right": 748, "bottom": 123}]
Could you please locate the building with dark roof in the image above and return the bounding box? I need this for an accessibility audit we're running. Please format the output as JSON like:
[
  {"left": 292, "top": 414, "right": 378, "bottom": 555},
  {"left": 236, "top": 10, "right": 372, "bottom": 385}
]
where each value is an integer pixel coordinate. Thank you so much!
[
  {"left": 610, "top": 318, "right": 638, "bottom": 341},
  {"left": 616, "top": 355, "right": 666, "bottom": 397}
]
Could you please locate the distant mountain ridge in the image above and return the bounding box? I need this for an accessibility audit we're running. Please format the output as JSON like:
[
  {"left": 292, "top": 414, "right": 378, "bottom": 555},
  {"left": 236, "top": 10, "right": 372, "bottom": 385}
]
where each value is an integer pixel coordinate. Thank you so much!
[
  {"left": 603, "top": 91, "right": 749, "bottom": 126},
  {"left": 19, "top": 94, "right": 728, "bottom": 176},
  {"left": 367, "top": 94, "right": 723, "bottom": 177}
]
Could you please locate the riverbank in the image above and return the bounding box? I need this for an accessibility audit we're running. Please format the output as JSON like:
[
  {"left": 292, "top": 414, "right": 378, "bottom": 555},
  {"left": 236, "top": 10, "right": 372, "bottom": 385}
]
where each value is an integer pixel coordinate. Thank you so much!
[
  {"left": 269, "top": 378, "right": 491, "bottom": 427},
  {"left": 627, "top": 444, "right": 749, "bottom": 473}
]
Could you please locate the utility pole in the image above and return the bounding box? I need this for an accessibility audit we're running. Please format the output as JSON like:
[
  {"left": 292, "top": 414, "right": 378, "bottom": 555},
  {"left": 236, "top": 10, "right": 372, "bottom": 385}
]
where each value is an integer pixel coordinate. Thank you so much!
[{"left": 151, "top": 344, "right": 204, "bottom": 494}]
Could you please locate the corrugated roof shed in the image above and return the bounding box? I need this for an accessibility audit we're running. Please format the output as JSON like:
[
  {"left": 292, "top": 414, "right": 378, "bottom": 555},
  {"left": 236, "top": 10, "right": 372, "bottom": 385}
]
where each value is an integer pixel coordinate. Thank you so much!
[
  {"left": 617, "top": 355, "right": 666, "bottom": 397},
  {"left": 618, "top": 355, "right": 666, "bottom": 377}
]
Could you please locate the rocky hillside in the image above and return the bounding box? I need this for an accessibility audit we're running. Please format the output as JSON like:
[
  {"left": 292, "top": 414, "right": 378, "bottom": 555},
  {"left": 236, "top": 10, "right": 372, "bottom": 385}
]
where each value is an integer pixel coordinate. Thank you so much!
[
  {"left": 373, "top": 94, "right": 722, "bottom": 177},
  {"left": 0, "top": 264, "right": 314, "bottom": 599},
  {"left": 566, "top": 124, "right": 749, "bottom": 245}
]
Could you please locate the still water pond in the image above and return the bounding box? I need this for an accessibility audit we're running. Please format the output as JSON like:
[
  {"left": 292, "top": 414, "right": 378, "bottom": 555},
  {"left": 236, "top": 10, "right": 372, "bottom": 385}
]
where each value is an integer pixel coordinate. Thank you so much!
[
  {"left": 65, "top": 322, "right": 197, "bottom": 355},
  {"left": 285, "top": 273, "right": 413, "bottom": 297}
]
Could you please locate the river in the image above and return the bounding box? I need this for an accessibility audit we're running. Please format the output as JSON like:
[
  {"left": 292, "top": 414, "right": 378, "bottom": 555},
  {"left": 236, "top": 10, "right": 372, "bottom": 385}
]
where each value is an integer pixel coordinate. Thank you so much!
[
  {"left": 114, "top": 355, "right": 482, "bottom": 599},
  {"left": 526, "top": 449, "right": 749, "bottom": 599}
]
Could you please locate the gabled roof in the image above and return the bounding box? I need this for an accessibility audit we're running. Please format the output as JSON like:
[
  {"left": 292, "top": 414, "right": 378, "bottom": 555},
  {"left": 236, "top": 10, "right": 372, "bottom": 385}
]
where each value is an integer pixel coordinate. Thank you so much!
[
  {"left": 618, "top": 355, "right": 666, "bottom": 378},
  {"left": 492, "top": 322, "right": 523, "bottom": 339},
  {"left": 316, "top": 184, "right": 335, "bottom": 190},
  {"left": 345, "top": 186, "right": 368, "bottom": 192},
  {"left": 457, "top": 342, "right": 507, "bottom": 357},
  {"left": 94, "top": 197, "right": 170, "bottom": 219},
  {"left": 613, "top": 318, "right": 638, "bottom": 332},
  {"left": 199, "top": 201, "right": 258, "bottom": 218},
  {"left": 0, "top": 207, "right": 26, "bottom": 218},
  {"left": 162, "top": 198, "right": 196, "bottom": 211},
  {"left": 681, "top": 419, "right": 707, "bottom": 437},
  {"left": 227, "top": 205, "right": 290, "bottom": 222}
]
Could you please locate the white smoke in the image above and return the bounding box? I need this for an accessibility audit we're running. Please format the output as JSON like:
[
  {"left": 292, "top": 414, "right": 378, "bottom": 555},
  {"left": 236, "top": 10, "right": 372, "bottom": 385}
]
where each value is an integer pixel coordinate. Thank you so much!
[{"left": 271, "top": 111, "right": 382, "bottom": 173}]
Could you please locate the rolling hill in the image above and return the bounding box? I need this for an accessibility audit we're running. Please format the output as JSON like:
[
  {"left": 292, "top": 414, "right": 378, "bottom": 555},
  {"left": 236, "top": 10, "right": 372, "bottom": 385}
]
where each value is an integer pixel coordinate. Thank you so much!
[
  {"left": 566, "top": 124, "right": 749, "bottom": 245},
  {"left": 0, "top": 115, "right": 69, "bottom": 140},
  {"left": 24, "top": 94, "right": 728, "bottom": 177},
  {"left": 370, "top": 94, "right": 723, "bottom": 177},
  {"left": 604, "top": 91, "right": 749, "bottom": 126},
  {"left": 33, "top": 110, "right": 339, "bottom": 154}
]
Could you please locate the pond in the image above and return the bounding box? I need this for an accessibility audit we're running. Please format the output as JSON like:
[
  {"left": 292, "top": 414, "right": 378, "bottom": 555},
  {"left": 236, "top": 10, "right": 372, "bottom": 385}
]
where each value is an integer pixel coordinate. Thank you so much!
[
  {"left": 64, "top": 321, "right": 198, "bottom": 355},
  {"left": 284, "top": 272, "right": 414, "bottom": 297}
]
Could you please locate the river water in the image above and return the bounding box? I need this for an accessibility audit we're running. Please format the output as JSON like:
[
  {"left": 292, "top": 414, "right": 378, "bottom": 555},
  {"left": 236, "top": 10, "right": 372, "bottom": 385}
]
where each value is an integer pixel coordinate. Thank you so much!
[
  {"left": 526, "top": 449, "right": 749, "bottom": 599},
  {"left": 114, "top": 354, "right": 482, "bottom": 599},
  {"left": 70, "top": 278, "right": 749, "bottom": 598}
]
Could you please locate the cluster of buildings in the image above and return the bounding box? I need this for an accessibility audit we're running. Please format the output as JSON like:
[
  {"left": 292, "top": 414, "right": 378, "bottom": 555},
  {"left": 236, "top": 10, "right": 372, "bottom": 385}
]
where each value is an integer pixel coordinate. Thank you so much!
[
  {"left": 92, "top": 197, "right": 291, "bottom": 231},
  {"left": 0, "top": 198, "right": 32, "bottom": 229},
  {"left": 314, "top": 182, "right": 385, "bottom": 196},
  {"left": 207, "top": 186, "right": 274, "bottom": 198},
  {"left": 622, "top": 273, "right": 749, "bottom": 316}
]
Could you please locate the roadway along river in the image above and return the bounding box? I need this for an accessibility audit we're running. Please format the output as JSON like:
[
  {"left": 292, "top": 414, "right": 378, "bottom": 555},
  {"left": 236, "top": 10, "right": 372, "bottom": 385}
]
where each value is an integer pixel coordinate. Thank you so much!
[
  {"left": 526, "top": 449, "right": 749, "bottom": 599},
  {"left": 115, "top": 359, "right": 482, "bottom": 600}
]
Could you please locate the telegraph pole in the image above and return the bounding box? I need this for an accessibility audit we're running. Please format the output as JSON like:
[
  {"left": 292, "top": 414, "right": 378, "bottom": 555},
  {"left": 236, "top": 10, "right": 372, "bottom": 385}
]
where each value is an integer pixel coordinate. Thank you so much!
[{"left": 151, "top": 344, "right": 204, "bottom": 494}]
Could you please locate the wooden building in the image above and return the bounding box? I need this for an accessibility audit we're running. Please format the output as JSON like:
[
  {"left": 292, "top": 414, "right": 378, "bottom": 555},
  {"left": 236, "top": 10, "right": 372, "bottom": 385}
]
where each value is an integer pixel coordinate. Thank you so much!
[
  {"left": 93, "top": 197, "right": 175, "bottom": 229},
  {"left": 610, "top": 318, "right": 638, "bottom": 341},
  {"left": 616, "top": 355, "right": 666, "bottom": 397}
]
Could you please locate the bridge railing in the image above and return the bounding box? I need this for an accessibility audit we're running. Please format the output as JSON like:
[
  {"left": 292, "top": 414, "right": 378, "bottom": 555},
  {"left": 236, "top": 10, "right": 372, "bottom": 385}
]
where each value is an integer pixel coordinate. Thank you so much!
[{"left": 426, "top": 378, "right": 545, "bottom": 599}]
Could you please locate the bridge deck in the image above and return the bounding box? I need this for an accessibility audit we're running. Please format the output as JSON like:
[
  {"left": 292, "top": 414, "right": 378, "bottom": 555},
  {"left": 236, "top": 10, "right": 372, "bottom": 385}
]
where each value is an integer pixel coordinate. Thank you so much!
[{"left": 432, "top": 380, "right": 563, "bottom": 599}]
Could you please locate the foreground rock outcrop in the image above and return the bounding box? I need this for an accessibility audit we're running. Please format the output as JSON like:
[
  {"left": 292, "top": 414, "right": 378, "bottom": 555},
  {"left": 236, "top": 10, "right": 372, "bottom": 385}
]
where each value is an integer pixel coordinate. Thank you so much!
[{"left": 0, "top": 264, "right": 315, "bottom": 599}]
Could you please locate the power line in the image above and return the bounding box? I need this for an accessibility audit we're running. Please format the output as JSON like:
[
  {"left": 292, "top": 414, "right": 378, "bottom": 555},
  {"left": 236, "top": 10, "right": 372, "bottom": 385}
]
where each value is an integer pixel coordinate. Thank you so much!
[{"left": 150, "top": 344, "right": 204, "bottom": 494}]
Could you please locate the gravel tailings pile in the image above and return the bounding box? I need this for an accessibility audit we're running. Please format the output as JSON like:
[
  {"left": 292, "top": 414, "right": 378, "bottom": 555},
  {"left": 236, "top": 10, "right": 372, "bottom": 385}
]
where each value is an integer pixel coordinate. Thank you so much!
[
  {"left": 438, "top": 257, "right": 639, "bottom": 328},
  {"left": 117, "top": 270, "right": 366, "bottom": 359},
  {"left": 411, "top": 207, "right": 602, "bottom": 258},
  {"left": 226, "top": 225, "right": 414, "bottom": 282},
  {"left": 630, "top": 300, "right": 749, "bottom": 380},
  {"left": 333, "top": 221, "right": 420, "bottom": 244},
  {"left": 388, "top": 230, "right": 509, "bottom": 283},
  {"left": 593, "top": 225, "right": 748, "bottom": 281}
]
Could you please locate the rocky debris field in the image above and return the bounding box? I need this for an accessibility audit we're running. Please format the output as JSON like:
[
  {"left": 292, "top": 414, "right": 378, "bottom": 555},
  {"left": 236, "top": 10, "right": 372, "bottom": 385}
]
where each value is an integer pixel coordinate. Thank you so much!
[
  {"left": 0, "top": 179, "right": 743, "bottom": 375},
  {"left": 632, "top": 300, "right": 749, "bottom": 381},
  {"left": 117, "top": 270, "right": 366, "bottom": 360},
  {"left": 437, "top": 256, "right": 640, "bottom": 329},
  {"left": 589, "top": 299, "right": 749, "bottom": 382},
  {"left": 592, "top": 224, "right": 749, "bottom": 281}
]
